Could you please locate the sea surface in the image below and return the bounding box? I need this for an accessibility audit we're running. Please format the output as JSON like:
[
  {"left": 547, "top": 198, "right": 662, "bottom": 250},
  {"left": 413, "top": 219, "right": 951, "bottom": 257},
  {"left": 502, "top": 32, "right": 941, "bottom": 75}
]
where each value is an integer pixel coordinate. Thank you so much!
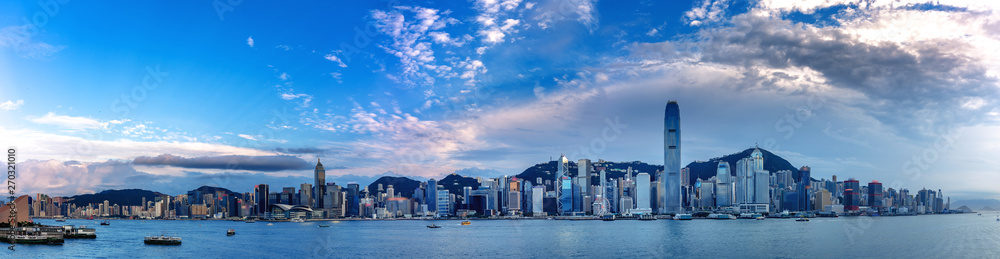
[{"left": 4, "top": 213, "right": 1000, "bottom": 258}]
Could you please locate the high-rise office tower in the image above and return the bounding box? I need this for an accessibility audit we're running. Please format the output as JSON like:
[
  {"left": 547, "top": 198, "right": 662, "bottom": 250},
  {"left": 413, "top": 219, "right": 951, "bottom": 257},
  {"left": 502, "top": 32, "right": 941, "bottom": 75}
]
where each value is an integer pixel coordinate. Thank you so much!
[
  {"left": 798, "top": 166, "right": 811, "bottom": 211},
  {"left": 557, "top": 155, "right": 570, "bottom": 215},
  {"left": 716, "top": 161, "right": 731, "bottom": 207},
  {"left": 299, "top": 183, "right": 312, "bottom": 207},
  {"left": 635, "top": 173, "right": 652, "bottom": 214},
  {"left": 314, "top": 159, "right": 326, "bottom": 209},
  {"left": 663, "top": 101, "right": 681, "bottom": 213},
  {"left": 426, "top": 179, "right": 437, "bottom": 216},
  {"left": 347, "top": 183, "right": 360, "bottom": 217},
  {"left": 255, "top": 184, "right": 269, "bottom": 216},
  {"left": 844, "top": 179, "right": 860, "bottom": 211},
  {"left": 868, "top": 181, "right": 883, "bottom": 210}
]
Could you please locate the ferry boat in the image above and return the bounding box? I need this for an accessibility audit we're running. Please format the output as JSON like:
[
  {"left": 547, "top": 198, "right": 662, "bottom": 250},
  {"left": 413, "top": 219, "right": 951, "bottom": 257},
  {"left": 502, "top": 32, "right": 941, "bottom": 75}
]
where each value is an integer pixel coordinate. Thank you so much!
[
  {"left": 227, "top": 229, "right": 236, "bottom": 236},
  {"left": 673, "top": 214, "right": 693, "bottom": 220},
  {"left": 55, "top": 218, "right": 66, "bottom": 222},
  {"left": 638, "top": 214, "right": 656, "bottom": 221},
  {"left": 62, "top": 225, "right": 97, "bottom": 238},
  {"left": 795, "top": 217, "right": 809, "bottom": 222},
  {"left": 291, "top": 218, "right": 305, "bottom": 223},
  {"left": 601, "top": 215, "right": 616, "bottom": 221},
  {"left": 144, "top": 235, "right": 181, "bottom": 245},
  {"left": 461, "top": 221, "right": 472, "bottom": 225},
  {"left": 9, "top": 235, "right": 52, "bottom": 244},
  {"left": 756, "top": 216, "right": 766, "bottom": 220},
  {"left": 100, "top": 220, "right": 110, "bottom": 226},
  {"left": 318, "top": 224, "right": 330, "bottom": 227},
  {"left": 245, "top": 219, "right": 256, "bottom": 223},
  {"left": 427, "top": 224, "right": 441, "bottom": 228},
  {"left": 707, "top": 213, "right": 736, "bottom": 220}
]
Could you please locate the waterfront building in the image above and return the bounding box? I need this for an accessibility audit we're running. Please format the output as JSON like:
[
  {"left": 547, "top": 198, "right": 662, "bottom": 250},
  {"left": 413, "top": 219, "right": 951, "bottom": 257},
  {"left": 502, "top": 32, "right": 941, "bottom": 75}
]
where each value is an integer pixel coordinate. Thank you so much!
[
  {"left": 426, "top": 179, "right": 437, "bottom": 216},
  {"left": 560, "top": 176, "right": 573, "bottom": 215},
  {"left": 532, "top": 185, "right": 545, "bottom": 216},
  {"left": 634, "top": 173, "right": 652, "bottom": 214},
  {"left": 663, "top": 101, "right": 682, "bottom": 213},
  {"left": 556, "top": 155, "right": 569, "bottom": 214},
  {"left": 844, "top": 179, "right": 861, "bottom": 211},
  {"left": 254, "top": 184, "right": 269, "bottom": 216},
  {"left": 698, "top": 180, "right": 714, "bottom": 208},
  {"left": 314, "top": 159, "right": 326, "bottom": 209},
  {"left": 868, "top": 181, "right": 883, "bottom": 211},
  {"left": 798, "top": 166, "right": 811, "bottom": 211},
  {"left": 715, "top": 162, "right": 731, "bottom": 207},
  {"left": 436, "top": 190, "right": 451, "bottom": 217},
  {"left": 299, "top": 183, "right": 312, "bottom": 207},
  {"left": 347, "top": 183, "right": 360, "bottom": 217}
]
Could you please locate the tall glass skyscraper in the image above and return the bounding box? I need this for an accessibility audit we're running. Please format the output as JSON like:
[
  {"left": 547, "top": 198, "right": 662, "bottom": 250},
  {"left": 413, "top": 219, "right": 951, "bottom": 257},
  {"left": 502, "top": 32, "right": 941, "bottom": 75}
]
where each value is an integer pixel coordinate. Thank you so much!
[
  {"left": 556, "top": 155, "right": 569, "bottom": 214},
  {"left": 663, "top": 101, "right": 681, "bottom": 213},
  {"left": 255, "top": 184, "right": 269, "bottom": 216},
  {"left": 715, "top": 162, "right": 731, "bottom": 207},
  {"left": 798, "top": 166, "right": 811, "bottom": 211},
  {"left": 314, "top": 159, "right": 325, "bottom": 209}
]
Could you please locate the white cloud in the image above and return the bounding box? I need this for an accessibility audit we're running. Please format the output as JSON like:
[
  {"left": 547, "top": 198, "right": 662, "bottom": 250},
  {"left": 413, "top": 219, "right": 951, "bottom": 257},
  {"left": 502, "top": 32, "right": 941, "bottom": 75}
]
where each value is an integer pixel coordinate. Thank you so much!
[
  {"left": 237, "top": 134, "right": 258, "bottom": 141},
  {"left": 1, "top": 99, "right": 23, "bottom": 110},
  {"left": 29, "top": 112, "right": 102, "bottom": 130},
  {"left": 0, "top": 25, "right": 65, "bottom": 59},
  {"left": 247, "top": 36, "right": 254, "bottom": 47},
  {"left": 324, "top": 54, "right": 348, "bottom": 67}
]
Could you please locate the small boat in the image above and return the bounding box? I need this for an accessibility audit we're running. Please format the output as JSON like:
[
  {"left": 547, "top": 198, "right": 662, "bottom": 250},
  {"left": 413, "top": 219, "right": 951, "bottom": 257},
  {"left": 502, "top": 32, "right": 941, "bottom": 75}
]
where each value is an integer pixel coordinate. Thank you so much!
[
  {"left": 245, "top": 219, "right": 255, "bottom": 223},
  {"left": 318, "top": 224, "right": 330, "bottom": 227},
  {"left": 427, "top": 224, "right": 441, "bottom": 228},
  {"left": 55, "top": 218, "right": 66, "bottom": 222},
  {"left": 461, "top": 221, "right": 471, "bottom": 225},
  {"left": 266, "top": 223, "right": 274, "bottom": 226},
  {"left": 100, "top": 220, "right": 110, "bottom": 226},
  {"left": 227, "top": 229, "right": 236, "bottom": 236},
  {"left": 756, "top": 217, "right": 765, "bottom": 220},
  {"left": 144, "top": 235, "right": 181, "bottom": 245},
  {"left": 291, "top": 218, "right": 305, "bottom": 223},
  {"left": 796, "top": 217, "right": 809, "bottom": 222},
  {"left": 673, "top": 214, "right": 693, "bottom": 220}
]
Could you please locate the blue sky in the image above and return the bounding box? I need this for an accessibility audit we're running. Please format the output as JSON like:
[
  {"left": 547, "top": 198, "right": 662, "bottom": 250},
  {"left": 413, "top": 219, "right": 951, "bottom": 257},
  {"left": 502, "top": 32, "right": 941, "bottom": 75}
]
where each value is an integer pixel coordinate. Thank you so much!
[{"left": 2, "top": 0, "right": 999, "bottom": 203}]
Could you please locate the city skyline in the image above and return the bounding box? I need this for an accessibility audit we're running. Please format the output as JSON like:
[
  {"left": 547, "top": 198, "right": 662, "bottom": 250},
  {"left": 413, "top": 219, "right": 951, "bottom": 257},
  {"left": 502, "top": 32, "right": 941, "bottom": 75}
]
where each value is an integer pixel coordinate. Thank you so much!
[{"left": 2, "top": 0, "right": 1000, "bottom": 204}]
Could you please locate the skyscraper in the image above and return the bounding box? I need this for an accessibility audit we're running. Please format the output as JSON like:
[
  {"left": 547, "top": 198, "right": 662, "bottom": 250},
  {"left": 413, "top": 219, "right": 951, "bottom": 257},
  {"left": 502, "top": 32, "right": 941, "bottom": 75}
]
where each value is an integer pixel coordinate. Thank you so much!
[
  {"left": 868, "top": 181, "right": 883, "bottom": 211},
  {"left": 844, "top": 179, "right": 860, "bottom": 212},
  {"left": 663, "top": 101, "right": 681, "bottom": 213},
  {"left": 715, "top": 161, "right": 731, "bottom": 207},
  {"left": 314, "top": 159, "right": 326, "bottom": 209},
  {"left": 635, "top": 173, "right": 652, "bottom": 214},
  {"left": 299, "top": 183, "right": 313, "bottom": 207},
  {"left": 427, "top": 179, "right": 437, "bottom": 216},
  {"left": 556, "top": 155, "right": 570, "bottom": 215},
  {"left": 798, "top": 166, "right": 811, "bottom": 211},
  {"left": 254, "top": 184, "right": 269, "bottom": 216}
]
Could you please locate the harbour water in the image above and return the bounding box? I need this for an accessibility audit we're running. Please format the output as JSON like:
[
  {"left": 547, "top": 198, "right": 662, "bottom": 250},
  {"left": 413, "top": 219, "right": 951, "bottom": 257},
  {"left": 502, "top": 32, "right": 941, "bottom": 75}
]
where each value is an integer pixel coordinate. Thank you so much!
[{"left": 5, "top": 213, "right": 999, "bottom": 258}]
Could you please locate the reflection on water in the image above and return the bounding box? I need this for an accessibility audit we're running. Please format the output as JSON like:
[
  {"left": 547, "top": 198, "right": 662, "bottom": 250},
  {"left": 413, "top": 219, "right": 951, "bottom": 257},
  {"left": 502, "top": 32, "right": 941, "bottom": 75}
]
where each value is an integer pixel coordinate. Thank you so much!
[{"left": 4, "top": 214, "right": 999, "bottom": 258}]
